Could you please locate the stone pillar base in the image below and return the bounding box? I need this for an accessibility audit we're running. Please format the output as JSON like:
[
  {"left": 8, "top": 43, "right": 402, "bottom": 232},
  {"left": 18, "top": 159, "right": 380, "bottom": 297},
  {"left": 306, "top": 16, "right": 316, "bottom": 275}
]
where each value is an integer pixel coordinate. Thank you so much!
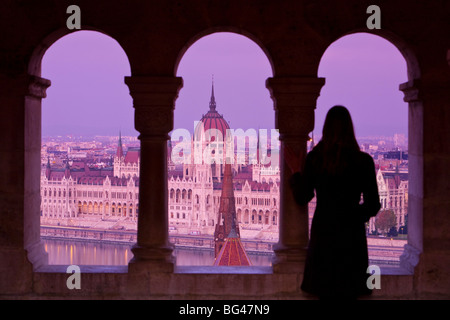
[
  {"left": 128, "top": 244, "right": 175, "bottom": 273},
  {"left": 0, "top": 247, "right": 34, "bottom": 294},
  {"left": 399, "top": 243, "right": 421, "bottom": 274},
  {"left": 25, "top": 240, "right": 49, "bottom": 271},
  {"left": 272, "top": 244, "right": 307, "bottom": 274}
]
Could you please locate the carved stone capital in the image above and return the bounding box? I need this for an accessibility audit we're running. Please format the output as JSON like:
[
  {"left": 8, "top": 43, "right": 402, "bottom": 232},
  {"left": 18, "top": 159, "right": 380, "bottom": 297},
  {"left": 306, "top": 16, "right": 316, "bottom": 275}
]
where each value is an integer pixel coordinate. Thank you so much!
[
  {"left": 276, "top": 107, "right": 316, "bottom": 141},
  {"left": 27, "top": 75, "right": 51, "bottom": 99},
  {"left": 134, "top": 106, "right": 174, "bottom": 138},
  {"left": 266, "top": 77, "right": 325, "bottom": 109},
  {"left": 266, "top": 77, "right": 325, "bottom": 138},
  {"left": 125, "top": 76, "right": 183, "bottom": 136},
  {"left": 125, "top": 76, "right": 183, "bottom": 108},
  {"left": 399, "top": 79, "right": 421, "bottom": 103}
]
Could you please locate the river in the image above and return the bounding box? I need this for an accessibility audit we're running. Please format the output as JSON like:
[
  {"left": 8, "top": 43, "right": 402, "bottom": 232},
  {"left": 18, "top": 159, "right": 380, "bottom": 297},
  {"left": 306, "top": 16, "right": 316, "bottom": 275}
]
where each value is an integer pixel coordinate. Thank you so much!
[
  {"left": 43, "top": 238, "right": 401, "bottom": 267},
  {"left": 43, "top": 238, "right": 273, "bottom": 266}
]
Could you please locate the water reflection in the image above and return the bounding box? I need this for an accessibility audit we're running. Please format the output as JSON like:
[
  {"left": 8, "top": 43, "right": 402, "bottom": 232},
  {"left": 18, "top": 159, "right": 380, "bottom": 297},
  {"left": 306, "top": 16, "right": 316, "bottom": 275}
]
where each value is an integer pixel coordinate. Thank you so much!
[
  {"left": 43, "top": 239, "right": 273, "bottom": 266},
  {"left": 44, "top": 239, "right": 132, "bottom": 265}
]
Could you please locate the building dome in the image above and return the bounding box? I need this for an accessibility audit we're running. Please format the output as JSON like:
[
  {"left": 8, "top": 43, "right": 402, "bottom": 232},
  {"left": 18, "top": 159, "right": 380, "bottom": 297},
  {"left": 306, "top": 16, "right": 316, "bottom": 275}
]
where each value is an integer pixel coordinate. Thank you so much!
[{"left": 194, "top": 81, "right": 230, "bottom": 142}]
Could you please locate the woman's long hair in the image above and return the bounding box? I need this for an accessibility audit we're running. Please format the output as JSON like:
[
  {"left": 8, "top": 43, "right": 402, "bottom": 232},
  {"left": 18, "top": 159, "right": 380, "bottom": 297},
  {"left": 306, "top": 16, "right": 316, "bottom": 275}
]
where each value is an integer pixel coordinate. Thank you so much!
[{"left": 314, "top": 106, "right": 360, "bottom": 175}]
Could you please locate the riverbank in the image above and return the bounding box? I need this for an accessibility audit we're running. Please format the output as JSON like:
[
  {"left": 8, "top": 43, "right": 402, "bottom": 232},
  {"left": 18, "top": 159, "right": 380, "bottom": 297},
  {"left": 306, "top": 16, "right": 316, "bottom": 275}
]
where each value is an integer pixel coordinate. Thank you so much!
[
  {"left": 40, "top": 225, "right": 275, "bottom": 255},
  {"left": 40, "top": 225, "right": 405, "bottom": 266}
]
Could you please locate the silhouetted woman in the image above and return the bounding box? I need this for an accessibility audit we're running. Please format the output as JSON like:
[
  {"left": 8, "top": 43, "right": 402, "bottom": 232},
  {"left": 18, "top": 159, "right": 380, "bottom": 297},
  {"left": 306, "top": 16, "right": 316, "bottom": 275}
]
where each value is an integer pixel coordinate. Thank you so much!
[{"left": 285, "top": 105, "right": 381, "bottom": 299}]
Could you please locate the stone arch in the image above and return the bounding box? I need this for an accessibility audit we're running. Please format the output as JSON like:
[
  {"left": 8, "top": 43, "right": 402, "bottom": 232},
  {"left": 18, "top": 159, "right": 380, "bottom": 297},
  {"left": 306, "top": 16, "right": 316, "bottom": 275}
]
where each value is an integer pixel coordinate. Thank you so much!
[
  {"left": 28, "top": 28, "right": 131, "bottom": 77},
  {"left": 265, "top": 210, "right": 270, "bottom": 225},
  {"left": 122, "top": 203, "right": 127, "bottom": 216},
  {"left": 317, "top": 30, "right": 423, "bottom": 272},
  {"left": 244, "top": 209, "right": 249, "bottom": 224},
  {"left": 319, "top": 29, "right": 421, "bottom": 81},
  {"left": 129, "top": 203, "right": 133, "bottom": 217},
  {"left": 24, "top": 28, "right": 132, "bottom": 269},
  {"left": 173, "top": 31, "right": 275, "bottom": 137},
  {"left": 251, "top": 209, "right": 257, "bottom": 224},
  {"left": 174, "top": 28, "right": 275, "bottom": 76},
  {"left": 258, "top": 210, "right": 264, "bottom": 224}
]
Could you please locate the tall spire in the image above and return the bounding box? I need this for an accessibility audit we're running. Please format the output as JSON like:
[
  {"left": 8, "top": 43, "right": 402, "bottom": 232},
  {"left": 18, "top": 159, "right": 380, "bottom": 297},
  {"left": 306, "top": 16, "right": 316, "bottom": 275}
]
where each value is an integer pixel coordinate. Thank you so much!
[
  {"left": 45, "top": 156, "right": 51, "bottom": 180},
  {"left": 209, "top": 75, "right": 216, "bottom": 111},
  {"left": 214, "top": 162, "right": 238, "bottom": 254},
  {"left": 116, "top": 131, "right": 124, "bottom": 159},
  {"left": 64, "top": 158, "right": 71, "bottom": 179},
  {"left": 394, "top": 160, "right": 401, "bottom": 188},
  {"left": 213, "top": 162, "right": 252, "bottom": 266},
  {"left": 256, "top": 128, "right": 260, "bottom": 164}
]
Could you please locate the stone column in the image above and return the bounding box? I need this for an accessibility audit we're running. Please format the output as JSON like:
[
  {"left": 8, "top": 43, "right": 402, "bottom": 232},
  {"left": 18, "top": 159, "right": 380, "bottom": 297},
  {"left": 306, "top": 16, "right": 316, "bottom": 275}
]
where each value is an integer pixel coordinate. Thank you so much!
[
  {"left": 125, "top": 76, "right": 183, "bottom": 273},
  {"left": 266, "top": 77, "right": 325, "bottom": 273},
  {"left": 25, "top": 75, "right": 51, "bottom": 270},
  {"left": 398, "top": 79, "right": 423, "bottom": 274}
]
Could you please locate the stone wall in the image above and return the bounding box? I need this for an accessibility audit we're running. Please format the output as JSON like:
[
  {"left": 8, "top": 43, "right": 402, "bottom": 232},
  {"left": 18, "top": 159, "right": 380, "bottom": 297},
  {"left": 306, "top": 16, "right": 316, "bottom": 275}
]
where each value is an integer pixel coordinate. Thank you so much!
[{"left": 1, "top": 0, "right": 449, "bottom": 299}]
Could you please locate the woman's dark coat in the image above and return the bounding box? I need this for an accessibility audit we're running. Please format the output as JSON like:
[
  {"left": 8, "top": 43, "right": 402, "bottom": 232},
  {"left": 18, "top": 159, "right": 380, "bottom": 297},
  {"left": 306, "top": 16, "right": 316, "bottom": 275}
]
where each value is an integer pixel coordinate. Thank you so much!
[{"left": 290, "top": 147, "right": 381, "bottom": 298}]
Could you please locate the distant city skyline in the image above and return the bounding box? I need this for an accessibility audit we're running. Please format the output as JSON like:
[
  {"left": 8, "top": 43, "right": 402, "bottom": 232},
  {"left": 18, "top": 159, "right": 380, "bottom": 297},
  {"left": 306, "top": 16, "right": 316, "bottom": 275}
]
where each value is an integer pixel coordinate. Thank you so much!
[{"left": 41, "top": 31, "right": 408, "bottom": 138}]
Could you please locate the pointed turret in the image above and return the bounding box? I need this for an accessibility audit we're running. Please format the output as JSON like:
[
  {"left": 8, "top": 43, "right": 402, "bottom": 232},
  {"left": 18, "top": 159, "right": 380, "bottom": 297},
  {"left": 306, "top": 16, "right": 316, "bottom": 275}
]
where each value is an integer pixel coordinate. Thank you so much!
[
  {"left": 209, "top": 75, "right": 216, "bottom": 111},
  {"left": 116, "top": 131, "right": 124, "bottom": 159},
  {"left": 394, "top": 160, "right": 401, "bottom": 188},
  {"left": 256, "top": 128, "right": 260, "bottom": 165},
  {"left": 64, "top": 160, "right": 71, "bottom": 179},
  {"left": 45, "top": 157, "right": 51, "bottom": 180}
]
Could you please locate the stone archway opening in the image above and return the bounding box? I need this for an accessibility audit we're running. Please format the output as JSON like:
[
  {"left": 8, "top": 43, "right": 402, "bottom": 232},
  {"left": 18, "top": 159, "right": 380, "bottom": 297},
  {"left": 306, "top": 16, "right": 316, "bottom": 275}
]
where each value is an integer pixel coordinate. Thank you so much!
[
  {"left": 316, "top": 32, "right": 422, "bottom": 273},
  {"left": 170, "top": 32, "right": 277, "bottom": 267},
  {"left": 30, "top": 30, "right": 135, "bottom": 267}
]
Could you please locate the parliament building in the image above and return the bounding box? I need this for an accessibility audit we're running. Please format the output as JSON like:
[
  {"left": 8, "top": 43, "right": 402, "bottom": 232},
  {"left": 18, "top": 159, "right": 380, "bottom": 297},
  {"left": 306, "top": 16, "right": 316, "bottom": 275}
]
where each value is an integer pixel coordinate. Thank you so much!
[{"left": 40, "top": 85, "right": 280, "bottom": 242}]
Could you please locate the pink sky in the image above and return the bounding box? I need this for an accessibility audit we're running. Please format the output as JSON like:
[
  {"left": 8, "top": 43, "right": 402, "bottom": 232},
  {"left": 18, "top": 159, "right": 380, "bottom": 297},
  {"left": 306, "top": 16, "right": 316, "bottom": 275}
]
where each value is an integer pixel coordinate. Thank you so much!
[{"left": 42, "top": 31, "right": 408, "bottom": 139}]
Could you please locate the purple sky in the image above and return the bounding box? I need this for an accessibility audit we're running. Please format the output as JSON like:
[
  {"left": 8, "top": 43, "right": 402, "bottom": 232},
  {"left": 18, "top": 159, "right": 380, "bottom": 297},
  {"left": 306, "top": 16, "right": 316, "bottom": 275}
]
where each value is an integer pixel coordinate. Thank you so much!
[{"left": 42, "top": 31, "right": 408, "bottom": 139}]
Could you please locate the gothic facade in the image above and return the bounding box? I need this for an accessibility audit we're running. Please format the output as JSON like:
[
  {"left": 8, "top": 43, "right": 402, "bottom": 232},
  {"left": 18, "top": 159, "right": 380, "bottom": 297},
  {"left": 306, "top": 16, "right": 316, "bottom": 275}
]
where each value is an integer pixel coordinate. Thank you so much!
[
  {"left": 40, "top": 96, "right": 280, "bottom": 238},
  {"left": 40, "top": 143, "right": 280, "bottom": 236},
  {"left": 371, "top": 168, "right": 409, "bottom": 233}
]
